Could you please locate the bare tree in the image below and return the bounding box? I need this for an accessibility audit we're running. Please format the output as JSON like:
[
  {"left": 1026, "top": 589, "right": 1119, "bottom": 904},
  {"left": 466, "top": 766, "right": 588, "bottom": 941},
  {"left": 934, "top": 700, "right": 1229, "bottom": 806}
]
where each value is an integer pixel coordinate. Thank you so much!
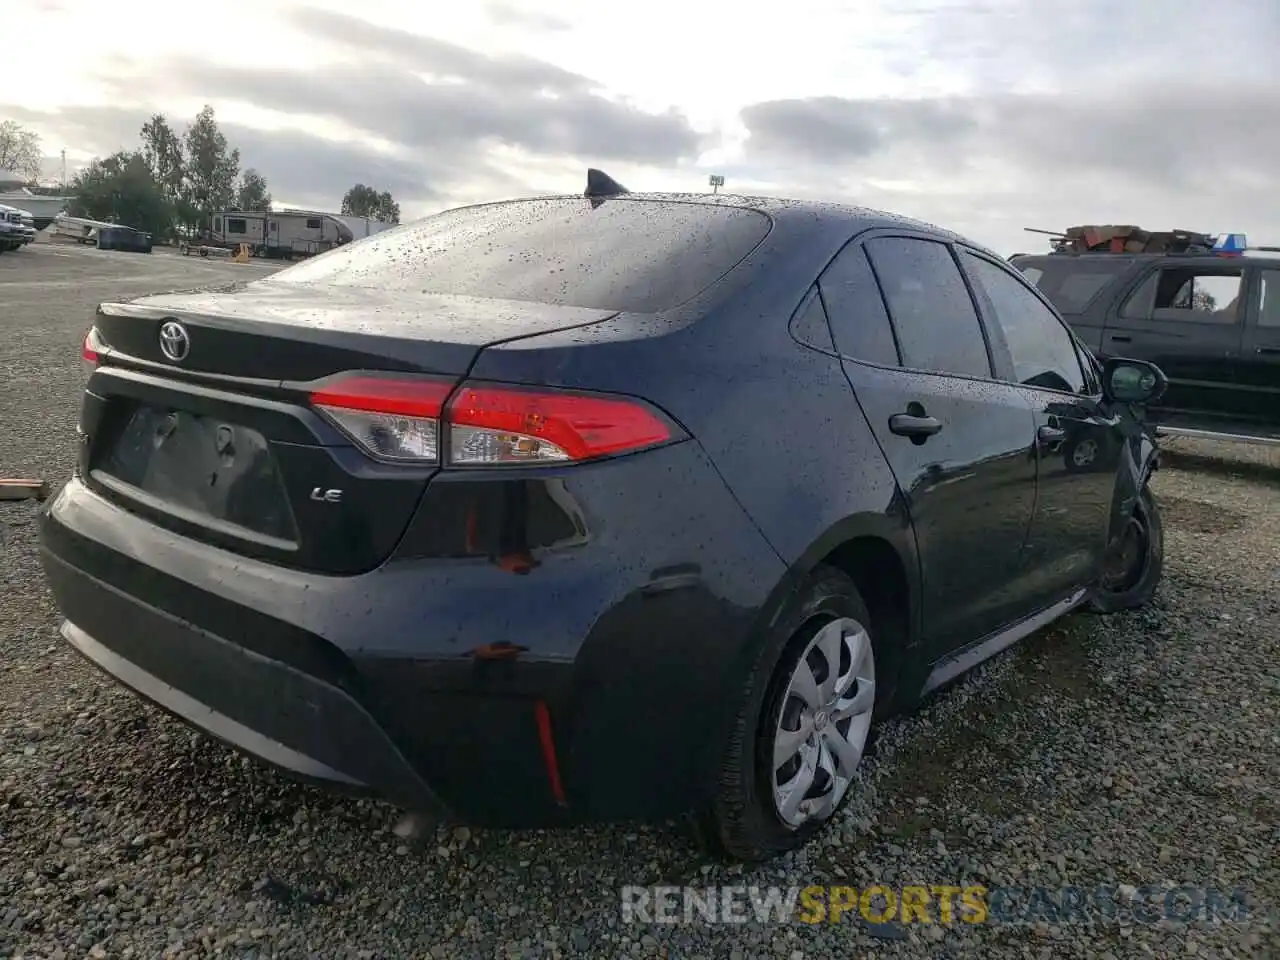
[{"left": 0, "top": 120, "right": 43, "bottom": 180}]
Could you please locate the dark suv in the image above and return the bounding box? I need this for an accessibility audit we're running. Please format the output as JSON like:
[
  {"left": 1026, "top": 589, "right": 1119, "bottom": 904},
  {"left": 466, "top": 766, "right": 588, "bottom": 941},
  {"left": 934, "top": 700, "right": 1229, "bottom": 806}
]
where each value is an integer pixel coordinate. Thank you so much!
[
  {"left": 1009, "top": 248, "right": 1280, "bottom": 442},
  {"left": 40, "top": 183, "right": 1168, "bottom": 861}
]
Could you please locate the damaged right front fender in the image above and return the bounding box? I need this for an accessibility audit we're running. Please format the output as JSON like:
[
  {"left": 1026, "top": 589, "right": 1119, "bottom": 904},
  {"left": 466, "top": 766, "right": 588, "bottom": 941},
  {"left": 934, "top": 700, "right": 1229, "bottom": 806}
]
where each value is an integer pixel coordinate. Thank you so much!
[{"left": 1107, "top": 405, "right": 1160, "bottom": 544}]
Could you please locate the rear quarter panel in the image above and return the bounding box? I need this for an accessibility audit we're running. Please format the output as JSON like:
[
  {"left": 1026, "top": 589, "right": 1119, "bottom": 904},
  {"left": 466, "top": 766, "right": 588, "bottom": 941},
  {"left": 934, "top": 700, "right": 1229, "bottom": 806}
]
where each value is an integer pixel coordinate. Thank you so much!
[{"left": 469, "top": 229, "right": 922, "bottom": 682}]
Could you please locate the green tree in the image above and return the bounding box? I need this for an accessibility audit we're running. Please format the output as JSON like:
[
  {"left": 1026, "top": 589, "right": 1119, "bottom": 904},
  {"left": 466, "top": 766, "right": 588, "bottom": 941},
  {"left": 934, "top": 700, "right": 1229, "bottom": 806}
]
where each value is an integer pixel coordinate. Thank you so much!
[
  {"left": 182, "top": 105, "right": 240, "bottom": 227},
  {"left": 65, "top": 151, "right": 170, "bottom": 236},
  {"left": 341, "top": 183, "right": 401, "bottom": 224},
  {"left": 236, "top": 168, "right": 272, "bottom": 211},
  {"left": 0, "top": 120, "right": 42, "bottom": 181},
  {"left": 1191, "top": 289, "right": 1217, "bottom": 312},
  {"left": 139, "top": 114, "right": 185, "bottom": 205}
]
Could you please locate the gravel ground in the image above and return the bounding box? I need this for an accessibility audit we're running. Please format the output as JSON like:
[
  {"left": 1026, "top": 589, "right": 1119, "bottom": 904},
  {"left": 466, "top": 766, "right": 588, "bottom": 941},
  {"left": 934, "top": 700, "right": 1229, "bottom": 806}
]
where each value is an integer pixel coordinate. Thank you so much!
[{"left": 2, "top": 244, "right": 1277, "bottom": 959}]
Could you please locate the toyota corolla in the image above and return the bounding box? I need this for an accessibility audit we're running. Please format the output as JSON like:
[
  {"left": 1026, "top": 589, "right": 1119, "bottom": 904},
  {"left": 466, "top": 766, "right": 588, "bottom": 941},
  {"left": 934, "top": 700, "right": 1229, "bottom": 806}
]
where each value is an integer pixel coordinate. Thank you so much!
[{"left": 39, "top": 172, "right": 1166, "bottom": 861}]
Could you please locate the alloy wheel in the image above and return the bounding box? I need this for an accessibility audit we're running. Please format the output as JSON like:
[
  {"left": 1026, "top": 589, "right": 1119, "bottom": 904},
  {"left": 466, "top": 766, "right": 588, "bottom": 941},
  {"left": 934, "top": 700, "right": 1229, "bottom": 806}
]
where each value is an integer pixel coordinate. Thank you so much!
[{"left": 770, "top": 617, "right": 876, "bottom": 829}]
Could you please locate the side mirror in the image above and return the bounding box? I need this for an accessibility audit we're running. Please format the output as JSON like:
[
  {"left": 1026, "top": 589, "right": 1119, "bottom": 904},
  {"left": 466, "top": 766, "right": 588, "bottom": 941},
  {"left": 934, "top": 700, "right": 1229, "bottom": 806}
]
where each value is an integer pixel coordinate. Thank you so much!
[{"left": 1102, "top": 358, "right": 1167, "bottom": 404}]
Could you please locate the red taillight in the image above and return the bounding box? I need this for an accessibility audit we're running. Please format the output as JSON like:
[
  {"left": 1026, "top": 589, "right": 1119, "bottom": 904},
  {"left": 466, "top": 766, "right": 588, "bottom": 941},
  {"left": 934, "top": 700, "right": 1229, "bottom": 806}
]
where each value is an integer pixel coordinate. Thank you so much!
[
  {"left": 308, "top": 374, "right": 675, "bottom": 466},
  {"left": 82, "top": 327, "right": 102, "bottom": 375},
  {"left": 447, "top": 382, "right": 673, "bottom": 465},
  {"left": 82, "top": 328, "right": 100, "bottom": 364},
  {"left": 310, "top": 375, "right": 453, "bottom": 464},
  {"left": 309, "top": 376, "right": 452, "bottom": 419}
]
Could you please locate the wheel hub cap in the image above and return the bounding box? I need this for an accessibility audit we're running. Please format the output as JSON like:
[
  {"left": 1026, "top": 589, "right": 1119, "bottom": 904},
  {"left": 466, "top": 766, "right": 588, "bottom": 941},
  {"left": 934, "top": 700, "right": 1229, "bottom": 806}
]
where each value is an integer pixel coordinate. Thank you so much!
[{"left": 770, "top": 617, "right": 876, "bottom": 830}]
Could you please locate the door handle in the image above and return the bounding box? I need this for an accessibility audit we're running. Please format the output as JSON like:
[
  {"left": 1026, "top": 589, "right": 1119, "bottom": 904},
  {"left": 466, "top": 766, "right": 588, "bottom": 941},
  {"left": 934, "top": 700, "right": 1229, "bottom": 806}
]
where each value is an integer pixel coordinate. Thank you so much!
[
  {"left": 1038, "top": 425, "right": 1066, "bottom": 443},
  {"left": 1257, "top": 346, "right": 1280, "bottom": 355},
  {"left": 1108, "top": 334, "right": 1132, "bottom": 343},
  {"left": 888, "top": 413, "right": 943, "bottom": 438}
]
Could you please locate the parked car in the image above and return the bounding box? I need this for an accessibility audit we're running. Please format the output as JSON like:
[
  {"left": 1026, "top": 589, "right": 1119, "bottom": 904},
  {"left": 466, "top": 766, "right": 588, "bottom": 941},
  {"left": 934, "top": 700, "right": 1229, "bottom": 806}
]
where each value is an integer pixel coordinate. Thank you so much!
[
  {"left": 1010, "top": 244, "right": 1280, "bottom": 442},
  {"left": 40, "top": 175, "right": 1167, "bottom": 861},
  {"left": 95, "top": 224, "right": 153, "bottom": 253},
  {"left": 0, "top": 206, "right": 30, "bottom": 250}
]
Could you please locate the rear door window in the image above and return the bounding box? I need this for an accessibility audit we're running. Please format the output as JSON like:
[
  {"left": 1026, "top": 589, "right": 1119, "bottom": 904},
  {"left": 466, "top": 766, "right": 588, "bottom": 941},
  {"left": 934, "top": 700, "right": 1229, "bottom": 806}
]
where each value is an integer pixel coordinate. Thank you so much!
[
  {"left": 864, "top": 237, "right": 992, "bottom": 379},
  {"left": 263, "top": 198, "right": 772, "bottom": 313},
  {"left": 818, "top": 243, "right": 900, "bottom": 366},
  {"left": 790, "top": 287, "right": 836, "bottom": 352}
]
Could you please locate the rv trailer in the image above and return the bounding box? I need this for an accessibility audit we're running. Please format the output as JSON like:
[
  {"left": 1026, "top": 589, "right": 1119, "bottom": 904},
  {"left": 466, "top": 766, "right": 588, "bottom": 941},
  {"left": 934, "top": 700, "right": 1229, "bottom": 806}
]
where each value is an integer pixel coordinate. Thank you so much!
[
  {"left": 331, "top": 214, "right": 397, "bottom": 241},
  {"left": 205, "top": 209, "right": 354, "bottom": 259}
]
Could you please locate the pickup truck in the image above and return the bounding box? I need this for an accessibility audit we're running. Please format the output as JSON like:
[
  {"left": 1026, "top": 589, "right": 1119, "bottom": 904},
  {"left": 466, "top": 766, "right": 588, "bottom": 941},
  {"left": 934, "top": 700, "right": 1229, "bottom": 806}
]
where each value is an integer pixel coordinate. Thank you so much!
[
  {"left": 0, "top": 204, "right": 36, "bottom": 248},
  {"left": 0, "top": 216, "right": 24, "bottom": 252}
]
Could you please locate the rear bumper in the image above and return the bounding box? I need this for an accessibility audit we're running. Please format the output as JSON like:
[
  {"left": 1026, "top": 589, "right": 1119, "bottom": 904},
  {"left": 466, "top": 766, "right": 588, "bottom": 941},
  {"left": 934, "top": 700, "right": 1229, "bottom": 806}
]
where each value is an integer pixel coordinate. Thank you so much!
[
  {"left": 43, "top": 551, "right": 449, "bottom": 815},
  {"left": 62, "top": 620, "right": 374, "bottom": 794}
]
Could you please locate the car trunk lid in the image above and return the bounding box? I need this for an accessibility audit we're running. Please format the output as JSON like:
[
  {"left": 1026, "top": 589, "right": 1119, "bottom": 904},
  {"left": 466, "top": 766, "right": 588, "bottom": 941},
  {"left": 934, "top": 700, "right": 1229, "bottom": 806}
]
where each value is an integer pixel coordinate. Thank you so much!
[
  {"left": 82, "top": 283, "right": 617, "bottom": 574},
  {"left": 94, "top": 282, "right": 617, "bottom": 382}
]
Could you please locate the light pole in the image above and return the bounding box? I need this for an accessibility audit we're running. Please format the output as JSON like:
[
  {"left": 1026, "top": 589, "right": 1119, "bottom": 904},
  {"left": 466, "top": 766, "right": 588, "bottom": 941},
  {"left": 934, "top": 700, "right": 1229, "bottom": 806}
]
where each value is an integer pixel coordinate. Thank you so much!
[{"left": 709, "top": 174, "right": 725, "bottom": 194}]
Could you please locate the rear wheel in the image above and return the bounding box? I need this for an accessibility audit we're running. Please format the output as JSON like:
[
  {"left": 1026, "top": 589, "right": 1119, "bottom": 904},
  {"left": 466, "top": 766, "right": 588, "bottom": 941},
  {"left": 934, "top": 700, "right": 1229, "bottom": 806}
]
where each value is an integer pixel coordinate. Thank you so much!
[
  {"left": 1089, "top": 485, "right": 1163, "bottom": 613},
  {"left": 699, "top": 567, "right": 882, "bottom": 862}
]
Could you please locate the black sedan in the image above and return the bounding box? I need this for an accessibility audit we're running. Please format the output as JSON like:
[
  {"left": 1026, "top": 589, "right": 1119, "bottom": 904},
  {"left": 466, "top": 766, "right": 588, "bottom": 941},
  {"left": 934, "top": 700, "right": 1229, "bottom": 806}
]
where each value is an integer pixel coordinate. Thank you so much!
[{"left": 39, "top": 172, "right": 1166, "bottom": 861}]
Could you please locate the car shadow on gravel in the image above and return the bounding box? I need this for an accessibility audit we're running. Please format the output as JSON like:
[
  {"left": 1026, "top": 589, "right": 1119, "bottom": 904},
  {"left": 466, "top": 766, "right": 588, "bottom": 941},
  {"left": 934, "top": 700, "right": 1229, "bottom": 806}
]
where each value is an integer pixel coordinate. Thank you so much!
[
  {"left": 862, "top": 612, "right": 1105, "bottom": 845},
  {"left": 106, "top": 699, "right": 710, "bottom": 869},
  {"left": 1158, "top": 450, "right": 1280, "bottom": 487}
]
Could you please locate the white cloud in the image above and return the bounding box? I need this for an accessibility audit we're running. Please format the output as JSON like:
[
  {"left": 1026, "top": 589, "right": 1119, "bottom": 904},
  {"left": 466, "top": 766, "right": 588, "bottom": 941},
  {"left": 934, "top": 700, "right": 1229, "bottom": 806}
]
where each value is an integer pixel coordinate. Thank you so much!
[{"left": 3, "top": 0, "right": 1277, "bottom": 253}]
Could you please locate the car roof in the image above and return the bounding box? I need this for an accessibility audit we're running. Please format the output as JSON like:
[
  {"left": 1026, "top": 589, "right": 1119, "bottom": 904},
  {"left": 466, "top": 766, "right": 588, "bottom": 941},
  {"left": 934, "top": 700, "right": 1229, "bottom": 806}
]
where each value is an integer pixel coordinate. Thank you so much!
[{"left": 451, "top": 191, "right": 1005, "bottom": 264}]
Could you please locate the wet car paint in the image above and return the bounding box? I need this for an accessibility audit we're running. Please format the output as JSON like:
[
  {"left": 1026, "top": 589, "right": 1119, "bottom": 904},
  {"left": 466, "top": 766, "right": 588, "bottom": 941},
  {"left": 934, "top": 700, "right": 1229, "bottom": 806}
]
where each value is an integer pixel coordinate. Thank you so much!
[{"left": 39, "top": 192, "right": 1163, "bottom": 828}]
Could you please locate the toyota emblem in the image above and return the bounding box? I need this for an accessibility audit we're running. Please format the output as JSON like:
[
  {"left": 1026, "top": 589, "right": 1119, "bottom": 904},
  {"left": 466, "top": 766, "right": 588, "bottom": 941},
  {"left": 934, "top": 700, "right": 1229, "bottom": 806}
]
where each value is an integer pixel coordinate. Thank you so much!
[{"left": 158, "top": 320, "right": 190, "bottom": 362}]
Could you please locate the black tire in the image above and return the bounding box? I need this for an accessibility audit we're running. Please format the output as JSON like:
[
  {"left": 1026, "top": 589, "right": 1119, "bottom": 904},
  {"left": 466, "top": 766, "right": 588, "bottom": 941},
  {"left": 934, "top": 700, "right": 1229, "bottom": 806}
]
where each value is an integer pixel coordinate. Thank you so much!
[
  {"left": 1088, "top": 485, "right": 1163, "bottom": 613},
  {"left": 697, "top": 565, "right": 886, "bottom": 862}
]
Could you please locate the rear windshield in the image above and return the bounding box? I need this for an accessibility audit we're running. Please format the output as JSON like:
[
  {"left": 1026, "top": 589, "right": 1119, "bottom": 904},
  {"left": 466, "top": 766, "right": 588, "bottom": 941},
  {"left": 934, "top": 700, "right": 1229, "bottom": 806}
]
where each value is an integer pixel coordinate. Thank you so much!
[
  {"left": 262, "top": 198, "right": 772, "bottom": 313},
  {"left": 1011, "top": 257, "right": 1130, "bottom": 313}
]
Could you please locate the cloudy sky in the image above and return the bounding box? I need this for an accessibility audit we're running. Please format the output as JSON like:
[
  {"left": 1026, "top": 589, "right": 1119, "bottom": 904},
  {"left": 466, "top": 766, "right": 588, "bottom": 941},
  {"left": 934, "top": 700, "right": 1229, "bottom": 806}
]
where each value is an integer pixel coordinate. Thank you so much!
[{"left": 4, "top": 0, "right": 1278, "bottom": 253}]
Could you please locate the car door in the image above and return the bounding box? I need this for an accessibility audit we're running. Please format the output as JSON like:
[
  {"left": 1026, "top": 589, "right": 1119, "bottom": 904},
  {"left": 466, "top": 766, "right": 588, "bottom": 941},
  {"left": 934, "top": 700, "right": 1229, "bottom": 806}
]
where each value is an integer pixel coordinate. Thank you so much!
[
  {"left": 819, "top": 234, "right": 1039, "bottom": 653},
  {"left": 1237, "top": 265, "right": 1280, "bottom": 432},
  {"left": 958, "top": 248, "right": 1121, "bottom": 607},
  {"left": 1101, "top": 260, "right": 1247, "bottom": 421}
]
